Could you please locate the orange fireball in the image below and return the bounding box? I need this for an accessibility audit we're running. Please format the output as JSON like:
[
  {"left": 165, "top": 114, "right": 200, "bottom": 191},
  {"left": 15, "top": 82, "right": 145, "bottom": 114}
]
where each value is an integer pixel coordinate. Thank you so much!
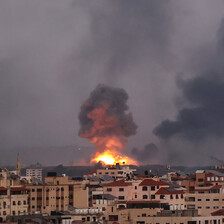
[{"left": 91, "top": 149, "right": 138, "bottom": 165}]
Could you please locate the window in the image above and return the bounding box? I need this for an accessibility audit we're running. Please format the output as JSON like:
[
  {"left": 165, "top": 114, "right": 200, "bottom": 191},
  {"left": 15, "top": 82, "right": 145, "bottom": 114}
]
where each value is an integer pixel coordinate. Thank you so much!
[
  {"left": 198, "top": 199, "right": 202, "bottom": 201},
  {"left": 109, "top": 215, "right": 118, "bottom": 221},
  {"left": 206, "top": 206, "right": 210, "bottom": 209},
  {"left": 198, "top": 206, "right": 202, "bottom": 209},
  {"left": 214, "top": 199, "right": 219, "bottom": 201},
  {"left": 142, "top": 186, "right": 148, "bottom": 191},
  {"left": 107, "top": 188, "right": 112, "bottom": 192},
  {"left": 32, "top": 189, "right": 35, "bottom": 192},
  {"left": 142, "top": 213, "right": 146, "bottom": 217},
  {"left": 206, "top": 199, "right": 210, "bottom": 201},
  {"left": 176, "top": 194, "right": 179, "bottom": 199},
  {"left": 143, "top": 195, "right": 148, "bottom": 199},
  {"left": 198, "top": 178, "right": 204, "bottom": 182},
  {"left": 105, "top": 172, "right": 109, "bottom": 175},
  {"left": 181, "top": 194, "right": 183, "bottom": 199},
  {"left": 214, "top": 206, "right": 219, "bottom": 209},
  {"left": 32, "top": 197, "right": 35, "bottom": 200},
  {"left": 198, "top": 191, "right": 204, "bottom": 194},
  {"left": 135, "top": 194, "right": 137, "bottom": 198},
  {"left": 151, "top": 195, "right": 155, "bottom": 199},
  {"left": 111, "top": 172, "right": 115, "bottom": 175},
  {"left": 23, "top": 201, "right": 26, "bottom": 205},
  {"left": 118, "top": 171, "right": 123, "bottom": 175},
  {"left": 12, "top": 211, "right": 15, "bottom": 215},
  {"left": 160, "top": 195, "right": 165, "bottom": 199},
  {"left": 13, "top": 201, "right": 16, "bottom": 205},
  {"left": 3, "top": 211, "right": 6, "bottom": 215},
  {"left": 135, "top": 186, "right": 137, "bottom": 190},
  {"left": 151, "top": 186, "right": 155, "bottom": 191},
  {"left": 87, "top": 217, "right": 90, "bottom": 221},
  {"left": 32, "top": 206, "right": 35, "bottom": 209},
  {"left": 119, "top": 188, "right": 124, "bottom": 191},
  {"left": 18, "top": 201, "right": 21, "bottom": 205},
  {"left": 118, "top": 196, "right": 125, "bottom": 200},
  {"left": 170, "top": 195, "right": 173, "bottom": 199}
]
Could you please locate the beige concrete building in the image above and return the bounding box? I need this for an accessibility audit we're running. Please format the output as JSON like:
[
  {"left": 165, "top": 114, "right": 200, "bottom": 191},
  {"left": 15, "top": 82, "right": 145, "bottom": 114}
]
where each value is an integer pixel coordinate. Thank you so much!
[
  {"left": 104, "top": 203, "right": 223, "bottom": 224},
  {"left": 25, "top": 174, "right": 88, "bottom": 215},
  {"left": 84, "top": 165, "right": 136, "bottom": 180},
  {"left": 0, "top": 186, "right": 28, "bottom": 221},
  {"left": 0, "top": 167, "right": 29, "bottom": 221}
]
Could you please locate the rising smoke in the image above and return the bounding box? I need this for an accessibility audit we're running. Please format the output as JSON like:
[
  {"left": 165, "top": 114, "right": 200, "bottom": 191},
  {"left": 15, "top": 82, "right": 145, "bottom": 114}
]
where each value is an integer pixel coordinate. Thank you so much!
[
  {"left": 79, "top": 84, "right": 137, "bottom": 152},
  {"left": 153, "top": 19, "right": 224, "bottom": 142},
  {"left": 132, "top": 143, "right": 159, "bottom": 163}
]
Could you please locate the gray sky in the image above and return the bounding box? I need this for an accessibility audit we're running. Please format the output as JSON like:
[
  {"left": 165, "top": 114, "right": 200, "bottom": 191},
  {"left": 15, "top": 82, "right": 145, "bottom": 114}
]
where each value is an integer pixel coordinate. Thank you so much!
[{"left": 1, "top": 0, "right": 224, "bottom": 166}]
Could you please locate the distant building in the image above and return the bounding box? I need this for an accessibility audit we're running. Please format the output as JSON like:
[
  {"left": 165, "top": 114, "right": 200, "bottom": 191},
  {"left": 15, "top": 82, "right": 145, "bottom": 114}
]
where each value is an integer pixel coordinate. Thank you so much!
[
  {"left": 0, "top": 168, "right": 28, "bottom": 222},
  {"left": 16, "top": 153, "right": 21, "bottom": 176},
  {"left": 26, "top": 168, "right": 42, "bottom": 181}
]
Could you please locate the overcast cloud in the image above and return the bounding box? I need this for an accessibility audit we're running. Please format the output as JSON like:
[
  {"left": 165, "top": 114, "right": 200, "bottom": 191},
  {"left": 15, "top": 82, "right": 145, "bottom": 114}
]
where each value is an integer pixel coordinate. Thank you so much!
[{"left": 0, "top": 0, "right": 224, "bottom": 166}]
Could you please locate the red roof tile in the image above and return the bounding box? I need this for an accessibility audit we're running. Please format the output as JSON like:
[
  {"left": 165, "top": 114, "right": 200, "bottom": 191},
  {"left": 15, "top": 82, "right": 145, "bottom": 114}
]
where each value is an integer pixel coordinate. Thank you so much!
[
  {"left": 139, "top": 179, "right": 169, "bottom": 186},
  {"left": 211, "top": 185, "right": 222, "bottom": 190},
  {"left": 155, "top": 188, "right": 185, "bottom": 195},
  {"left": 84, "top": 170, "right": 97, "bottom": 175},
  {"left": 104, "top": 180, "right": 132, "bottom": 187},
  {"left": 10, "top": 187, "right": 27, "bottom": 191},
  {"left": 0, "top": 187, "right": 7, "bottom": 191},
  {"left": 211, "top": 209, "right": 224, "bottom": 216},
  {"left": 205, "top": 173, "right": 216, "bottom": 177}
]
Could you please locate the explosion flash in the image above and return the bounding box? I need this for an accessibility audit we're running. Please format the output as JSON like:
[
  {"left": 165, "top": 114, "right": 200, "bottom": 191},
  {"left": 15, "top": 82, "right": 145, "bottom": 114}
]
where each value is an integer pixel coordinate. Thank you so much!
[{"left": 79, "top": 84, "right": 138, "bottom": 165}]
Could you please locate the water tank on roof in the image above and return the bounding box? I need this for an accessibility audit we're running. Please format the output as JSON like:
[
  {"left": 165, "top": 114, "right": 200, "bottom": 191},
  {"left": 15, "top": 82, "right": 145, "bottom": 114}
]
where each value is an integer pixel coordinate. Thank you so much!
[{"left": 47, "top": 172, "right": 57, "bottom": 177}]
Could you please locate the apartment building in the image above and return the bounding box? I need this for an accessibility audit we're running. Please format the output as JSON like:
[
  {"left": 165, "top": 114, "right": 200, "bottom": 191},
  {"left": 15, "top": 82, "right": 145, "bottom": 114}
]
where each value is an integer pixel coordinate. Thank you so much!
[
  {"left": 104, "top": 202, "right": 222, "bottom": 224},
  {"left": 0, "top": 169, "right": 28, "bottom": 222},
  {"left": 102, "top": 178, "right": 170, "bottom": 201},
  {"left": 175, "top": 170, "right": 224, "bottom": 216},
  {"left": 26, "top": 173, "right": 89, "bottom": 215},
  {"left": 26, "top": 169, "right": 42, "bottom": 181},
  {"left": 84, "top": 165, "right": 136, "bottom": 180}
]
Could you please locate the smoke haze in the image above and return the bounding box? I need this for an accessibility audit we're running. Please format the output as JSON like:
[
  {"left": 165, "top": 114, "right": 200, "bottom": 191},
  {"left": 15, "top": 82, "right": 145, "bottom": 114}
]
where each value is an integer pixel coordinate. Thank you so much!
[{"left": 1, "top": 1, "right": 224, "bottom": 165}]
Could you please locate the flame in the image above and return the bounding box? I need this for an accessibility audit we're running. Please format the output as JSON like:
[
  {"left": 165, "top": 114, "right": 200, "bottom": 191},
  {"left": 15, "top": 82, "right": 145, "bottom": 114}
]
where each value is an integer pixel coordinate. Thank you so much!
[
  {"left": 91, "top": 149, "right": 138, "bottom": 165},
  {"left": 90, "top": 136, "right": 138, "bottom": 165},
  {"left": 80, "top": 102, "right": 138, "bottom": 166}
]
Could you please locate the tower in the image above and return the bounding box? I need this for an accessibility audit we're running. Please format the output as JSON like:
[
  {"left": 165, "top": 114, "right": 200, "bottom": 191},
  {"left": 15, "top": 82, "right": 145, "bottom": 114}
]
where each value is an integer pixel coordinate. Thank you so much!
[{"left": 16, "top": 153, "right": 21, "bottom": 176}]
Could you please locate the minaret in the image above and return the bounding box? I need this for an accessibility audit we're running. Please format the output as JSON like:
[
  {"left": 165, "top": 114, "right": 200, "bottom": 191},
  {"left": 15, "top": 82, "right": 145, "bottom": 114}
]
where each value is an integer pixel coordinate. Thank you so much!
[{"left": 16, "top": 153, "right": 21, "bottom": 176}]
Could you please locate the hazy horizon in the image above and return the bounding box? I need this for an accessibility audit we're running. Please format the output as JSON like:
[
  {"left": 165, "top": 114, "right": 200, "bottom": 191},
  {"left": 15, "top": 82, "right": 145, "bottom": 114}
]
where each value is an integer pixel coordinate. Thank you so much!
[{"left": 1, "top": 0, "right": 224, "bottom": 166}]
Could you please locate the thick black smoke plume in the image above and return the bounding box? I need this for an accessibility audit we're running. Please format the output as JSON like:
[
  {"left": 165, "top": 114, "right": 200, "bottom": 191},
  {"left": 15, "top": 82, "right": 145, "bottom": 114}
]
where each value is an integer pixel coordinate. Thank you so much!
[
  {"left": 153, "top": 19, "right": 224, "bottom": 141},
  {"left": 79, "top": 84, "right": 137, "bottom": 139},
  {"left": 132, "top": 143, "right": 158, "bottom": 162}
]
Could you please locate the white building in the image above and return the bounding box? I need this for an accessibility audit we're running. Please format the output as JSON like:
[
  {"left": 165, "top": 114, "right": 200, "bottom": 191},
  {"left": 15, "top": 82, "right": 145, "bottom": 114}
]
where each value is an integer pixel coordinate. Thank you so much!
[{"left": 26, "top": 169, "right": 42, "bottom": 181}]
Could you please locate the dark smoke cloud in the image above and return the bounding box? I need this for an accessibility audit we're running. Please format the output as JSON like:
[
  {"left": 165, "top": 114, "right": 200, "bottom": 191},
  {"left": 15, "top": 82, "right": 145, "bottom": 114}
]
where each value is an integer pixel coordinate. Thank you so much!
[
  {"left": 154, "top": 19, "right": 224, "bottom": 141},
  {"left": 79, "top": 84, "right": 137, "bottom": 139},
  {"left": 132, "top": 143, "right": 159, "bottom": 163},
  {"left": 0, "top": 1, "right": 224, "bottom": 165}
]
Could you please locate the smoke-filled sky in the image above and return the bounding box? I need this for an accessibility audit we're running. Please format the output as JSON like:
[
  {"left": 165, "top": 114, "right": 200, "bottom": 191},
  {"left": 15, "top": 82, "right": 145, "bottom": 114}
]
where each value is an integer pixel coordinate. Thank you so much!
[{"left": 1, "top": 0, "right": 224, "bottom": 166}]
